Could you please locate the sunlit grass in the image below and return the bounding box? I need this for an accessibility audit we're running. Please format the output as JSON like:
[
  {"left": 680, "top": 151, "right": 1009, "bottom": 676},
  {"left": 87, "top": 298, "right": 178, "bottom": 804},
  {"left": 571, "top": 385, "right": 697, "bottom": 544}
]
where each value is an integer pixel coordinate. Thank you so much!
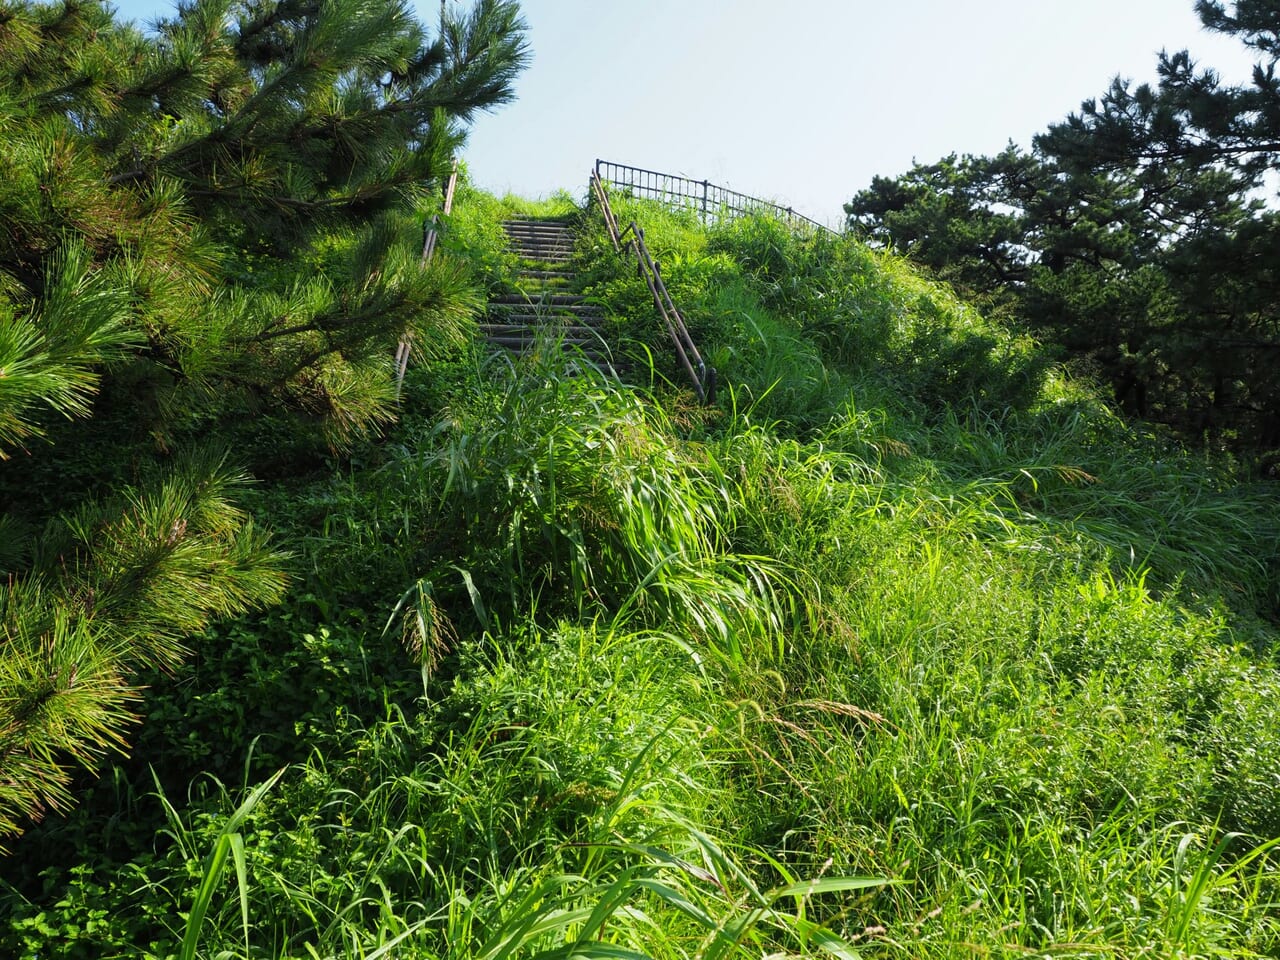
[{"left": 3, "top": 187, "right": 1277, "bottom": 960}]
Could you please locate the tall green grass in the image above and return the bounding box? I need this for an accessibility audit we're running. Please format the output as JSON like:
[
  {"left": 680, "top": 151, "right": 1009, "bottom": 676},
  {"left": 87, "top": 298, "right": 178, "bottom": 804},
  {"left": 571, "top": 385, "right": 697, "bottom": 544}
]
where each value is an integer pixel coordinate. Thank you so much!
[
  {"left": 3, "top": 187, "right": 1277, "bottom": 960},
  {"left": 2, "top": 626, "right": 885, "bottom": 959}
]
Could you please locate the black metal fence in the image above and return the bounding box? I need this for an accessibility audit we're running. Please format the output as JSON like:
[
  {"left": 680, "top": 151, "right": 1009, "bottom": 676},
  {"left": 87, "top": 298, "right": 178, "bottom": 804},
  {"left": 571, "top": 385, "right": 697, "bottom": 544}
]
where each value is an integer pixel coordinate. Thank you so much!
[{"left": 594, "top": 159, "right": 831, "bottom": 234}]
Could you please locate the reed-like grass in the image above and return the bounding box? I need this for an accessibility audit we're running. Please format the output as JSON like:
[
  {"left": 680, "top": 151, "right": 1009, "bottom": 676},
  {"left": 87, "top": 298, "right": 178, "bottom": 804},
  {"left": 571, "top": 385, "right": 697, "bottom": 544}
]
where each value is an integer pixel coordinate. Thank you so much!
[
  {"left": 31, "top": 627, "right": 884, "bottom": 960},
  {"left": 3, "top": 187, "right": 1277, "bottom": 960}
]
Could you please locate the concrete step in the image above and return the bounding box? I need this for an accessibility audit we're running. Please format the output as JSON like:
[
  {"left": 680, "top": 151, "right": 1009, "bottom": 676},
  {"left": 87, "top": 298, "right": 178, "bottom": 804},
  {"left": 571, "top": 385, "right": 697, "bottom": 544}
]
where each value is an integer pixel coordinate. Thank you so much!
[
  {"left": 509, "top": 249, "right": 573, "bottom": 259},
  {"left": 509, "top": 240, "right": 574, "bottom": 251},
  {"left": 487, "top": 336, "right": 606, "bottom": 353},
  {"left": 488, "top": 337, "right": 609, "bottom": 353},
  {"left": 485, "top": 313, "right": 605, "bottom": 326},
  {"left": 492, "top": 293, "right": 590, "bottom": 307},
  {"left": 489, "top": 301, "right": 603, "bottom": 316},
  {"left": 505, "top": 225, "right": 573, "bottom": 233},
  {"left": 512, "top": 248, "right": 574, "bottom": 259},
  {"left": 480, "top": 323, "right": 605, "bottom": 337},
  {"left": 504, "top": 226, "right": 574, "bottom": 237},
  {"left": 506, "top": 229, "right": 573, "bottom": 239},
  {"left": 509, "top": 242, "right": 573, "bottom": 254},
  {"left": 515, "top": 285, "right": 575, "bottom": 296},
  {"left": 504, "top": 232, "right": 574, "bottom": 244},
  {"left": 503, "top": 220, "right": 574, "bottom": 231},
  {"left": 488, "top": 319, "right": 607, "bottom": 332},
  {"left": 515, "top": 254, "right": 575, "bottom": 264},
  {"left": 484, "top": 312, "right": 602, "bottom": 326}
]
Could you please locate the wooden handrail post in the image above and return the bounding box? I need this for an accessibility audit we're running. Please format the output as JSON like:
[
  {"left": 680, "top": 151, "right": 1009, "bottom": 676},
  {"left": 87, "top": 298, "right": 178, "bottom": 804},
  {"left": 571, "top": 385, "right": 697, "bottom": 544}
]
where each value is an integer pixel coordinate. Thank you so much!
[{"left": 398, "top": 158, "right": 460, "bottom": 399}]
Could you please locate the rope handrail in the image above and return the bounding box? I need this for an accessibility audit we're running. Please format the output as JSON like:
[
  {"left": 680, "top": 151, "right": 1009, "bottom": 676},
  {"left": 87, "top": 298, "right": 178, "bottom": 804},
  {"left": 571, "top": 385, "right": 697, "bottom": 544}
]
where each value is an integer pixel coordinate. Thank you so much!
[
  {"left": 395, "top": 159, "right": 460, "bottom": 395},
  {"left": 590, "top": 166, "right": 716, "bottom": 405},
  {"left": 595, "top": 158, "right": 831, "bottom": 234}
]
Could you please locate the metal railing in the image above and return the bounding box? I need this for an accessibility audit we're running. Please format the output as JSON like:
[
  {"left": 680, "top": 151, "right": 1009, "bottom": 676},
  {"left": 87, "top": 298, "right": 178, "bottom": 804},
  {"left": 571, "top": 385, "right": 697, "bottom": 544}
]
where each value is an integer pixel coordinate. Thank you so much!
[
  {"left": 590, "top": 166, "right": 717, "bottom": 405},
  {"left": 595, "top": 159, "right": 829, "bottom": 233},
  {"left": 395, "top": 158, "right": 460, "bottom": 395}
]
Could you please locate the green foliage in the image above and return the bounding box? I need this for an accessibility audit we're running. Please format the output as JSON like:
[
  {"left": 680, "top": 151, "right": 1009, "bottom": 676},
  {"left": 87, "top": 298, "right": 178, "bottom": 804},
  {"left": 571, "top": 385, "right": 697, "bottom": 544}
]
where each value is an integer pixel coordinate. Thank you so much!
[
  {"left": 436, "top": 177, "right": 526, "bottom": 293},
  {"left": 580, "top": 197, "right": 1042, "bottom": 429},
  {"left": 0, "top": 242, "right": 139, "bottom": 453},
  {"left": 0, "top": 0, "right": 528, "bottom": 845},
  {"left": 0, "top": 0, "right": 527, "bottom": 445},
  {"left": 333, "top": 349, "right": 795, "bottom": 668},
  {"left": 1, "top": 628, "right": 884, "bottom": 960},
  {"left": 2, "top": 174, "right": 1278, "bottom": 960},
  {"left": 0, "top": 450, "right": 287, "bottom": 849},
  {"left": 847, "top": 4, "right": 1280, "bottom": 452}
]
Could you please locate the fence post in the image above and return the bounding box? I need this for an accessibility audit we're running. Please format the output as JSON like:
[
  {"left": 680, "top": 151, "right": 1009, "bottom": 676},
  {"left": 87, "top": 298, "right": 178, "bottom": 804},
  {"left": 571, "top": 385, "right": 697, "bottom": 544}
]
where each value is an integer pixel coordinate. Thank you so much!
[{"left": 701, "top": 180, "right": 709, "bottom": 223}]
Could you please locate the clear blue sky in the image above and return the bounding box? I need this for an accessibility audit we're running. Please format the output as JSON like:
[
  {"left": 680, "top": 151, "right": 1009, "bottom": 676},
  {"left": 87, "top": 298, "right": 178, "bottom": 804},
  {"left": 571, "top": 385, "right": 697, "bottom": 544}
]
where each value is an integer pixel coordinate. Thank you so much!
[{"left": 109, "top": 0, "right": 1259, "bottom": 227}]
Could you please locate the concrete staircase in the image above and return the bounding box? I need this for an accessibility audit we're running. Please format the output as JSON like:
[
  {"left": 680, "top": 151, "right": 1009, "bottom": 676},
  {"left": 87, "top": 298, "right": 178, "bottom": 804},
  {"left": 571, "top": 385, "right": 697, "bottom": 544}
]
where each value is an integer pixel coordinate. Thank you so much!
[{"left": 481, "top": 218, "right": 616, "bottom": 368}]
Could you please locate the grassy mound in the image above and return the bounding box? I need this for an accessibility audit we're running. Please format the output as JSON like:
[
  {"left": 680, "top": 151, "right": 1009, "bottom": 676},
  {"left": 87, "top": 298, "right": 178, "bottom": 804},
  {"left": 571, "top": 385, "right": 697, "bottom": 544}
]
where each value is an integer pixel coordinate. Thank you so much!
[{"left": 2, "top": 184, "right": 1277, "bottom": 959}]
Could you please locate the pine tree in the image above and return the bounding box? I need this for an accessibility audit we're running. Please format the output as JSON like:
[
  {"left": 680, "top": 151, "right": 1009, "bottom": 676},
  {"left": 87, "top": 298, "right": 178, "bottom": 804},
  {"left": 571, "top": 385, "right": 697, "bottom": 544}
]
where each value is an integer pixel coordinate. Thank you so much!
[
  {"left": 1035, "top": 0, "right": 1280, "bottom": 442},
  {"left": 0, "top": 0, "right": 528, "bottom": 847},
  {"left": 846, "top": 1, "right": 1280, "bottom": 446},
  {"left": 1041, "top": 1, "right": 1280, "bottom": 182}
]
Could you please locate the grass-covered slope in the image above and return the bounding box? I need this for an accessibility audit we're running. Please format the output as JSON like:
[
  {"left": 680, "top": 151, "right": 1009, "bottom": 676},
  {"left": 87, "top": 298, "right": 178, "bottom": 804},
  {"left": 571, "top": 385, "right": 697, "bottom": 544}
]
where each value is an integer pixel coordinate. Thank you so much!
[{"left": 2, "top": 185, "right": 1277, "bottom": 959}]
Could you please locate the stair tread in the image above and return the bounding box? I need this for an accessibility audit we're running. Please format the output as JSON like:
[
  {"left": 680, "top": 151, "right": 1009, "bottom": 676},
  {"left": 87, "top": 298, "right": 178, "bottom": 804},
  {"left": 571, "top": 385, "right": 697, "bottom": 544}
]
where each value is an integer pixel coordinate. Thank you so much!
[
  {"left": 494, "top": 303, "right": 593, "bottom": 311},
  {"left": 486, "top": 329, "right": 605, "bottom": 340},
  {"left": 487, "top": 318, "right": 605, "bottom": 328},
  {"left": 486, "top": 218, "right": 628, "bottom": 370},
  {"left": 492, "top": 293, "right": 589, "bottom": 304},
  {"left": 490, "top": 300, "right": 602, "bottom": 311},
  {"left": 484, "top": 318, "right": 603, "bottom": 329}
]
